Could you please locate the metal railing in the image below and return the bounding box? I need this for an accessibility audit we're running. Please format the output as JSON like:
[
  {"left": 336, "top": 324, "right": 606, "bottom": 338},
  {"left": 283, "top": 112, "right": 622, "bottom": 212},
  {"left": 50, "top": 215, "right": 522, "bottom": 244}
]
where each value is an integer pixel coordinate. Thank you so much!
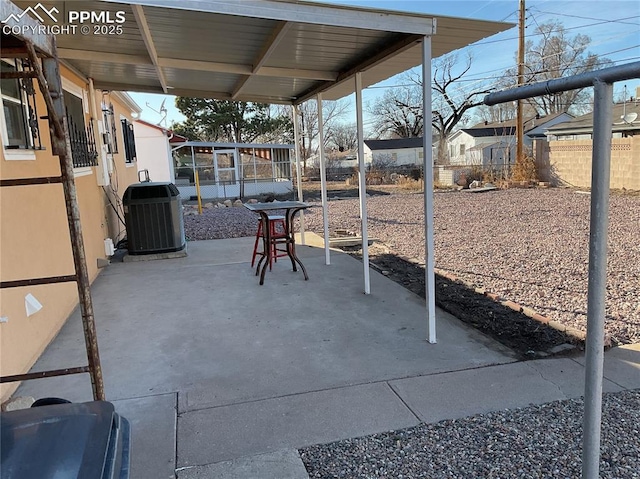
[
  {"left": 67, "top": 116, "right": 98, "bottom": 168},
  {"left": 485, "top": 61, "right": 640, "bottom": 479}
]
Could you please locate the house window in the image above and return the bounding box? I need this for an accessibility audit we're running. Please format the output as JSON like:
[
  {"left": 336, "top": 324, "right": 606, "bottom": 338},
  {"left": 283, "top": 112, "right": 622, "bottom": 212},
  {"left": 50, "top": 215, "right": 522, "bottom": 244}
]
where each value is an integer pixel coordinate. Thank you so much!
[
  {"left": 64, "top": 88, "right": 98, "bottom": 168},
  {"left": 449, "top": 145, "right": 455, "bottom": 158},
  {"left": 1, "top": 59, "right": 41, "bottom": 152},
  {"left": 121, "top": 118, "right": 137, "bottom": 163},
  {"left": 459, "top": 144, "right": 466, "bottom": 156},
  {"left": 391, "top": 152, "right": 398, "bottom": 161}
]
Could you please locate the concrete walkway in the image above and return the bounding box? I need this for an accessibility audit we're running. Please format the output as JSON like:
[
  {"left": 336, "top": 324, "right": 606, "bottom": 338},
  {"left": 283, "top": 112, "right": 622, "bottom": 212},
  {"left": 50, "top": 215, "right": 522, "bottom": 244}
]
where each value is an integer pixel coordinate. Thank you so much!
[{"left": 15, "top": 236, "right": 640, "bottom": 479}]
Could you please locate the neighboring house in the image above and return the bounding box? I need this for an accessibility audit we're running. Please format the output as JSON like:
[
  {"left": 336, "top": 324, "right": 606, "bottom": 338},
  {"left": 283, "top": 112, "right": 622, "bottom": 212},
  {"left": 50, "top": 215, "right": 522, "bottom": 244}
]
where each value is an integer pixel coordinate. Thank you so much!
[
  {"left": 0, "top": 60, "right": 142, "bottom": 401},
  {"left": 363, "top": 137, "right": 436, "bottom": 167},
  {"left": 133, "top": 119, "right": 177, "bottom": 182},
  {"left": 544, "top": 97, "right": 640, "bottom": 190},
  {"left": 448, "top": 112, "right": 574, "bottom": 167}
]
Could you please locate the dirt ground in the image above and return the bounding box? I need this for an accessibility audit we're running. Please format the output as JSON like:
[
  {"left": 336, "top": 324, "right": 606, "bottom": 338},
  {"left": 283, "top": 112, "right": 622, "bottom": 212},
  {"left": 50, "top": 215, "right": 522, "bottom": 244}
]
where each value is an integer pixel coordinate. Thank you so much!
[{"left": 352, "top": 244, "right": 578, "bottom": 359}]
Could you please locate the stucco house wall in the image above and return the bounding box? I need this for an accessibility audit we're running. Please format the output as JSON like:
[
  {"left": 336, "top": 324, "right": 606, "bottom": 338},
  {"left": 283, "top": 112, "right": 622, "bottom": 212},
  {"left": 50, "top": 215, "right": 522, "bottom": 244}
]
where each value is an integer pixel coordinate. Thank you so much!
[{"left": 0, "top": 64, "right": 141, "bottom": 401}]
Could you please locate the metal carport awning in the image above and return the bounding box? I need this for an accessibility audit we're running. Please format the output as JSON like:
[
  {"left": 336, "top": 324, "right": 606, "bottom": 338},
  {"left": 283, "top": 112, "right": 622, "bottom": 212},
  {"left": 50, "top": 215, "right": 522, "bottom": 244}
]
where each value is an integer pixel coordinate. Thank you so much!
[
  {"left": 11, "top": 0, "right": 511, "bottom": 104},
  {"left": 6, "top": 0, "right": 511, "bottom": 343}
]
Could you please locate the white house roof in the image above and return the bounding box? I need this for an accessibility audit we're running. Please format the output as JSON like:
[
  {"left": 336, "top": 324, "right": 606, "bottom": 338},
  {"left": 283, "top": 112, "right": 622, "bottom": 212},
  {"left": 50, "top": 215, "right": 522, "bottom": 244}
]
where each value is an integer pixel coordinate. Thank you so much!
[{"left": 8, "top": 0, "right": 511, "bottom": 104}]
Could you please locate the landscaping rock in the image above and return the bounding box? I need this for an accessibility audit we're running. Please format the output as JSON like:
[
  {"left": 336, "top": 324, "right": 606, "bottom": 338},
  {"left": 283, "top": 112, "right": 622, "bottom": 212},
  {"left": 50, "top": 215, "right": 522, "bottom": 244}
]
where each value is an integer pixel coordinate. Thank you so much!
[{"left": 2, "top": 396, "right": 34, "bottom": 411}]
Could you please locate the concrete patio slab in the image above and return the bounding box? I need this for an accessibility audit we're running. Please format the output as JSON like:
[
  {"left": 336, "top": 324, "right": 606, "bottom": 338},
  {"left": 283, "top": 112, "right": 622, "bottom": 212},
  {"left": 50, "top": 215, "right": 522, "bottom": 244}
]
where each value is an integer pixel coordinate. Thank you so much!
[
  {"left": 574, "top": 344, "right": 640, "bottom": 390},
  {"left": 177, "top": 382, "right": 419, "bottom": 466},
  {"left": 13, "top": 236, "right": 572, "bottom": 476},
  {"left": 112, "top": 393, "right": 177, "bottom": 479},
  {"left": 176, "top": 450, "right": 308, "bottom": 479},
  {"left": 17, "top": 239, "right": 515, "bottom": 409},
  {"left": 389, "top": 360, "right": 586, "bottom": 423},
  {"left": 527, "top": 357, "right": 623, "bottom": 397}
]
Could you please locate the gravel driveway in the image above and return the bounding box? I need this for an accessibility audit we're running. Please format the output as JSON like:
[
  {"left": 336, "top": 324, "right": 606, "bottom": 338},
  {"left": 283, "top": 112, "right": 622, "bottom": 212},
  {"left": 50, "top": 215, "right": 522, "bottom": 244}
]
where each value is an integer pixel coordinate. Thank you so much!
[{"left": 184, "top": 188, "right": 640, "bottom": 345}]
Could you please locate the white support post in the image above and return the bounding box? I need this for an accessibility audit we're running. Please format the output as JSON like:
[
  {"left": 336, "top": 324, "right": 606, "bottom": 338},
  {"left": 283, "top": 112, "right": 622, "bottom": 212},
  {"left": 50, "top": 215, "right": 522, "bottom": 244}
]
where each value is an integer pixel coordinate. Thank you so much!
[
  {"left": 422, "top": 36, "right": 436, "bottom": 343},
  {"left": 292, "top": 104, "right": 306, "bottom": 244},
  {"left": 317, "top": 93, "right": 331, "bottom": 264},
  {"left": 355, "top": 73, "right": 370, "bottom": 295}
]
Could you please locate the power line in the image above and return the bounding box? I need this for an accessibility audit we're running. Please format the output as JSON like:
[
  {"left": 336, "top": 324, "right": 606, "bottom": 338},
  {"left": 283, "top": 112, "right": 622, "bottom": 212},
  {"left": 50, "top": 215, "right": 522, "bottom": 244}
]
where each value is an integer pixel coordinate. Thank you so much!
[
  {"left": 531, "top": 9, "right": 640, "bottom": 27},
  {"left": 469, "top": 15, "right": 640, "bottom": 47}
]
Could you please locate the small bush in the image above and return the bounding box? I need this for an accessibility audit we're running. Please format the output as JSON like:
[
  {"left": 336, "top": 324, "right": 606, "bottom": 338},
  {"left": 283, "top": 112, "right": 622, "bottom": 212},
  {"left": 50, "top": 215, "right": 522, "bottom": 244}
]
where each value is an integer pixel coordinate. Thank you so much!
[{"left": 511, "top": 156, "right": 538, "bottom": 182}]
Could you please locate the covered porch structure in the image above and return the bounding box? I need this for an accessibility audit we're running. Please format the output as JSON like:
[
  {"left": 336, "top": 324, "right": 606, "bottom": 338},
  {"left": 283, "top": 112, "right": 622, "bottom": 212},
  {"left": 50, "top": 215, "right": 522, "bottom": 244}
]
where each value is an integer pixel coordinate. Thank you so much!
[{"left": 9, "top": 0, "right": 513, "bottom": 343}]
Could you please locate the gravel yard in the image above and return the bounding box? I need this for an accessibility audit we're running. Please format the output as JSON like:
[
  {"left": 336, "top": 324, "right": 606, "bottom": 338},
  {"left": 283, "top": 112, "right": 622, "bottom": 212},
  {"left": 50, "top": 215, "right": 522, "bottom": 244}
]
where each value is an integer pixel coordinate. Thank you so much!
[
  {"left": 184, "top": 188, "right": 640, "bottom": 345},
  {"left": 299, "top": 389, "right": 640, "bottom": 479}
]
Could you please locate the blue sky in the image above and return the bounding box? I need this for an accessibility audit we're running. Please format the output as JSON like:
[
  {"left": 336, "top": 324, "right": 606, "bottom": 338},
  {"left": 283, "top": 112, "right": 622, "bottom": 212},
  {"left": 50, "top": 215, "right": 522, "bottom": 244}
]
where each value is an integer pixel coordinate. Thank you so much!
[{"left": 130, "top": 0, "right": 640, "bottom": 127}]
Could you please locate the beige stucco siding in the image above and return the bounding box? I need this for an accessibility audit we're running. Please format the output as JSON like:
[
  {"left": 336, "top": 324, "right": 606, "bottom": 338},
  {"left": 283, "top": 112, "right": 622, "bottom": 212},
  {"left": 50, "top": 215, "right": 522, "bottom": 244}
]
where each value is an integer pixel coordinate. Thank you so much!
[{"left": 0, "top": 65, "right": 139, "bottom": 401}]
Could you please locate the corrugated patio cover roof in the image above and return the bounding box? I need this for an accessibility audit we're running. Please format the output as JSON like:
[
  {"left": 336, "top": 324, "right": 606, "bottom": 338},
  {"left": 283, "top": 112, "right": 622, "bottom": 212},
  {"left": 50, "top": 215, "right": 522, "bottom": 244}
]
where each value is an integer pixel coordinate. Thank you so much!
[{"left": 13, "top": 0, "right": 511, "bottom": 103}]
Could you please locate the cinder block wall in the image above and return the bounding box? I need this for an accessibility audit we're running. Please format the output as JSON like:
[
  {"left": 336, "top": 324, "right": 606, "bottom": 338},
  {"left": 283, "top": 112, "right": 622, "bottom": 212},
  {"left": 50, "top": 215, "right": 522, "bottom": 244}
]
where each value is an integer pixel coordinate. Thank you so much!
[{"left": 548, "top": 138, "right": 639, "bottom": 190}]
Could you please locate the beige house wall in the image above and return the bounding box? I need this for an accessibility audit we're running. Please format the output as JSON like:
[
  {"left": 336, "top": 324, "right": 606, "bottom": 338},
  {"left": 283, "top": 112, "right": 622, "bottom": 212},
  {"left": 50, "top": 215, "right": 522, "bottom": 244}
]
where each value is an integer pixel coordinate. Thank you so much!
[
  {"left": 548, "top": 138, "right": 640, "bottom": 190},
  {"left": 0, "top": 65, "right": 139, "bottom": 401}
]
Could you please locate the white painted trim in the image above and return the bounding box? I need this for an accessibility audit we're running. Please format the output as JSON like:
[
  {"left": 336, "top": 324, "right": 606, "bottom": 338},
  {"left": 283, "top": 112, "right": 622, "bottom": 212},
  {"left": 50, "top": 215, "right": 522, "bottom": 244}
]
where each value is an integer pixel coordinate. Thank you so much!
[
  {"left": 112, "top": 92, "right": 143, "bottom": 114},
  {"left": 61, "top": 77, "right": 86, "bottom": 101},
  {"left": 104, "top": 0, "right": 437, "bottom": 35},
  {"left": 3, "top": 149, "right": 37, "bottom": 161},
  {"left": 73, "top": 167, "right": 93, "bottom": 178}
]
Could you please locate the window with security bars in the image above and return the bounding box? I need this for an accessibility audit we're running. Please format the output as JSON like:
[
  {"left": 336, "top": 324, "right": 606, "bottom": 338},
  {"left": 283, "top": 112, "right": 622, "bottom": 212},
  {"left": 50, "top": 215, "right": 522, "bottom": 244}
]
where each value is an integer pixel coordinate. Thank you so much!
[
  {"left": 121, "top": 118, "right": 137, "bottom": 163},
  {"left": 1, "top": 58, "right": 42, "bottom": 150},
  {"left": 64, "top": 90, "right": 98, "bottom": 168}
]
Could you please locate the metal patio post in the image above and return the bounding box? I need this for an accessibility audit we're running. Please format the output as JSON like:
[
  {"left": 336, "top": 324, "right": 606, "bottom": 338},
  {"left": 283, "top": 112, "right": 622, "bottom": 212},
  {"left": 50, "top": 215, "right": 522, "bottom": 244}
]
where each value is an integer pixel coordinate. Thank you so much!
[
  {"left": 293, "top": 104, "right": 306, "bottom": 244},
  {"left": 317, "top": 93, "right": 331, "bottom": 264},
  {"left": 582, "top": 79, "right": 613, "bottom": 479},
  {"left": 422, "top": 35, "right": 436, "bottom": 343},
  {"left": 355, "top": 72, "right": 370, "bottom": 294}
]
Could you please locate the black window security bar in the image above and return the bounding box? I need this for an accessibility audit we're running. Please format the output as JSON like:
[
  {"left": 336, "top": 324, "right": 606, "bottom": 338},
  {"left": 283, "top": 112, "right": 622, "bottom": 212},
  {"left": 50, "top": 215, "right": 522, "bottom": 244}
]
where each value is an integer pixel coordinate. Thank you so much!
[
  {"left": 67, "top": 114, "right": 98, "bottom": 168},
  {"left": 0, "top": 58, "right": 42, "bottom": 150},
  {"left": 121, "top": 118, "right": 136, "bottom": 163}
]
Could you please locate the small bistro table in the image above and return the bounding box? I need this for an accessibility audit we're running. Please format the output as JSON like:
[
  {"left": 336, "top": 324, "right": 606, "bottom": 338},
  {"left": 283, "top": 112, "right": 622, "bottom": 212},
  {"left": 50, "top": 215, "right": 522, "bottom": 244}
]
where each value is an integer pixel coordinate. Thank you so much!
[{"left": 244, "top": 201, "right": 310, "bottom": 285}]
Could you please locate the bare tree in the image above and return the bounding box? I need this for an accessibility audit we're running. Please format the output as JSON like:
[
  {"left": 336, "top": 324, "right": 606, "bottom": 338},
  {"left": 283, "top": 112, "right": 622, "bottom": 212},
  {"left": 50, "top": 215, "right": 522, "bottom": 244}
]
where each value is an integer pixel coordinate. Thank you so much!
[
  {"left": 369, "top": 86, "right": 423, "bottom": 138},
  {"left": 327, "top": 122, "right": 358, "bottom": 151},
  {"left": 429, "top": 54, "right": 493, "bottom": 164},
  {"left": 500, "top": 21, "right": 611, "bottom": 116},
  {"left": 367, "top": 53, "right": 490, "bottom": 164},
  {"left": 297, "top": 99, "right": 349, "bottom": 173}
]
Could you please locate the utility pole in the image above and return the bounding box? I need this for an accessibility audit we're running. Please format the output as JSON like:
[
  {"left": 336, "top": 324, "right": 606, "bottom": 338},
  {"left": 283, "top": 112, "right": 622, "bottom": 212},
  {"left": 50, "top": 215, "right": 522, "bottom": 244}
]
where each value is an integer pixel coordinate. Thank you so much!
[{"left": 516, "top": 0, "right": 525, "bottom": 169}]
